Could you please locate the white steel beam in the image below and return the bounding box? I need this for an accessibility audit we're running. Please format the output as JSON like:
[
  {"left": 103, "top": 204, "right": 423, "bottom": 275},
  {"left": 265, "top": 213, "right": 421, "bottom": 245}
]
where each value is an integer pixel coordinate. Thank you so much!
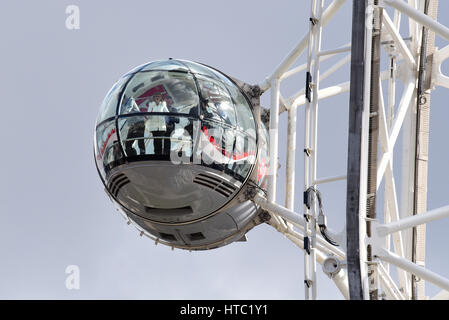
[
  {"left": 268, "top": 78, "right": 280, "bottom": 203},
  {"left": 293, "top": 82, "right": 350, "bottom": 107},
  {"left": 380, "top": 83, "right": 408, "bottom": 293},
  {"left": 384, "top": 54, "right": 396, "bottom": 275},
  {"left": 394, "top": 7, "right": 402, "bottom": 30},
  {"left": 432, "top": 290, "right": 449, "bottom": 300},
  {"left": 389, "top": 80, "right": 416, "bottom": 152},
  {"left": 377, "top": 80, "right": 415, "bottom": 186},
  {"left": 382, "top": 12, "right": 416, "bottom": 69},
  {"left": 318, "top": 44, "right": 351, "bottom": 56},
  {"left": 303, "top": 0, "right": 316, "bottom": 299},
  {"left": 308, "top": 0, "right": 326, "bottom": 300},
  {"left": 377, "top": 80, "right": 390, "bottom": 189},
  {"left": 384, "top": 162, "right": 410, "bottom": 293},
  {"left": 313, "top": 174, "right": 346, "bottom": 185},
  {"left": 436, "top": 43, "right": 449, "bottom": 61},
  {"left": 289, "top": 55, "right": 351, "bottom": 107},
  {"left": 434, "top": 73, "right": 449, "bottom": 89},
  {"left": 377, "top": 205, "right": 449, "bottom": 236},
  {"left": 283, "top": 231, "right": 350, "bottom": 299},
  {"left": 383, "top": 0, "right": 449, "bottom": 42},
  {"left": 281, "top": 46, "right": 350, "bottom": 82},
  {"left": 285, "top": 104, "right": 298, "bottom": 212},
  {"left": 281, "top": 62, "right": 308, "bottom": 81},
  {"left": 376, "top": 248, "right": 449, "bottom": 292},
  {"left": 407, "top": 0, "right": 419, "bottom": 55},
  {"left": 431, "top": 43, "right": 449, "bottom": 89},
  {"left": 254, "top": 194, "right": 345, "bottom": 260},
  {"left": 259, "top": 0, "right": 347, "bottom": 91},
  {"left": 378, "top": 262, "right": 406, "bottom": 300}
]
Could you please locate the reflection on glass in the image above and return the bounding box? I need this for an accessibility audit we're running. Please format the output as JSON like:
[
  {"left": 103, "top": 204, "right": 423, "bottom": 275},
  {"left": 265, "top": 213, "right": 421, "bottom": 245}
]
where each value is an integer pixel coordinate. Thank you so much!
[
  {"left": 198, "top": 121, "right": 256, "bottom": 181},
  {"left": 118, "top": 115, "right": 194, "bottom": 159},
  {"left": 229, "top": 131, "right": 256, "bottom": 181},
  {"left": 197, "top": 75, "right": 236, "bottom": 126},
  {"left": 144, "top": 115, "right": 170, "bottom": 156},
  {"left": 119, "top": 71, "right": 198, "bottom": 116},
  {"left": 170, "top": 116, "right": 194, "bottom": 160},
  {"left": 225, "top": 83, "right": 256, "bottom": 137},
  {"left": 140, "top": 60, "right": 188, "bottom": 72},
  {"left": 119, "top": 96, "right": 140, "bottom": 115},
  {"left": 95, "top": 60, "right": 259, "bottom": 183},
  {"left": 199, "top": 122, "right": 234, "bottom": 169},
  {"left": 256, "top": 123, "right": 269, "bottom": 188},
  {"left": 95, "top": 120, "right": 124, "bottom": 179},
  {"left": 179, "top": 60, "right": 235, "bottom": 87},
  {"left": 118, "top": 115, "right": 146, "bottom": 156},
  {"left": 179, "top": 60, "right": 220, "bottom": 79},
  {"left": 97, "top": 75, "right": 131, "bottom": 124}
]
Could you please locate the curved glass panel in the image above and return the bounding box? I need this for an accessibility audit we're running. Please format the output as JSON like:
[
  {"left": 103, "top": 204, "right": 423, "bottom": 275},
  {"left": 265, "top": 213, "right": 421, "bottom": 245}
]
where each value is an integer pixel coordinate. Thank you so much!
[
  {"left": 197, "top": 75, "right": 237, "bottom": 126},
  {"left": 140, "top": 60, "right": 188, "bottom": 72},
  {"left": 95, "top": 120, "right": 124, "bottom": 179},
  {"left": 119, "top": 71, "right": 199, "bottom": 116},
  {"left": 199, "top": 121, "right": 234, "bottom": 170},
  {"left": 178, "top": 60, "right": 220, "bottom": 79},
  {"left": 256, "top": 122, "right": 269, "bottom": 189},
  {"left": 95, "top": 59, "right": 259, "bottom": 184},
  {"left": 97, "top": 75, "right": 131, "bottom": 123},
  {"left": 179, "top": 60, "right": 235, "bottom": 87},
  {"left": 118, "top": 115, "right": 194, "bottom": 160},
  {"left": 125, "top": 60, "right": 188, "bottom": 77},
  {"left": 225, "top": 83, "right": 256, "bottom": 137},
  {"left": 118, "top": 116, "right": 146, "bottom": 156},
  {"left": 206, "top": 67, "right": 235, "bottom": 87},
  {"left": 230, "top": 131, "right": 256, "bottom": 180},
  {"left": 199, "top": 121, "right": 256, "bottom": 182}
]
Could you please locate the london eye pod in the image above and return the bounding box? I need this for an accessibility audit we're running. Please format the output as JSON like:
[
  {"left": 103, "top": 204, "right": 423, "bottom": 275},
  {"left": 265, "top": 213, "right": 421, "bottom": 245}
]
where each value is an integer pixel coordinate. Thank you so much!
[{"left": 94, "top": 59, "right": 269, "bottom": 250}]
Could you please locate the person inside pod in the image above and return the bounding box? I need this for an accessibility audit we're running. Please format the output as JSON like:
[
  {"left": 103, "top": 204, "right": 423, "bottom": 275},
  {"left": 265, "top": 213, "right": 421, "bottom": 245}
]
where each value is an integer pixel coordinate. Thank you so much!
[
  {"left": 121, "top": 94, "right": 146, "bottom": 156},
  {"left": 164, "top": 95, "right": 179, "bottom": 155},
  {"left": 145, "top": 92, "right": 169, "bottom": 155}
]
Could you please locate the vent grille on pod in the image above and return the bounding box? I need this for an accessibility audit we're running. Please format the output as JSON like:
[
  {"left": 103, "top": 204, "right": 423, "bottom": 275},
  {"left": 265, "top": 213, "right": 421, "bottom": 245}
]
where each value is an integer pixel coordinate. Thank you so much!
[
  {"left": 108, "top": 173, "right": 130, "bottom": 197},
  {"left": 193, "top": 173, "right": 237, "bottom": 198}
]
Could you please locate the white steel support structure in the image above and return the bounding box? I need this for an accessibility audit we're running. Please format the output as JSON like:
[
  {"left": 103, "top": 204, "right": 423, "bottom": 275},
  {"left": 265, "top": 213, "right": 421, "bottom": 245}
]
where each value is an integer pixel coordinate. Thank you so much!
[
  {"left": 255, "top": 0, "right": 449, "bottom": 299},
  {"left": 301, "top": 0, "right": 326, "bottom": 300}
]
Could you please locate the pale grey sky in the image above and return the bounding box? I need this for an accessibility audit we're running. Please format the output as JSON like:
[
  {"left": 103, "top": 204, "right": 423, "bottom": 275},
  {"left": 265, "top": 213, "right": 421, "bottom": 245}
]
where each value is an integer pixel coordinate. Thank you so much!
[{"left": 0, "top": 0, "right": 448, "bottom": 299}]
